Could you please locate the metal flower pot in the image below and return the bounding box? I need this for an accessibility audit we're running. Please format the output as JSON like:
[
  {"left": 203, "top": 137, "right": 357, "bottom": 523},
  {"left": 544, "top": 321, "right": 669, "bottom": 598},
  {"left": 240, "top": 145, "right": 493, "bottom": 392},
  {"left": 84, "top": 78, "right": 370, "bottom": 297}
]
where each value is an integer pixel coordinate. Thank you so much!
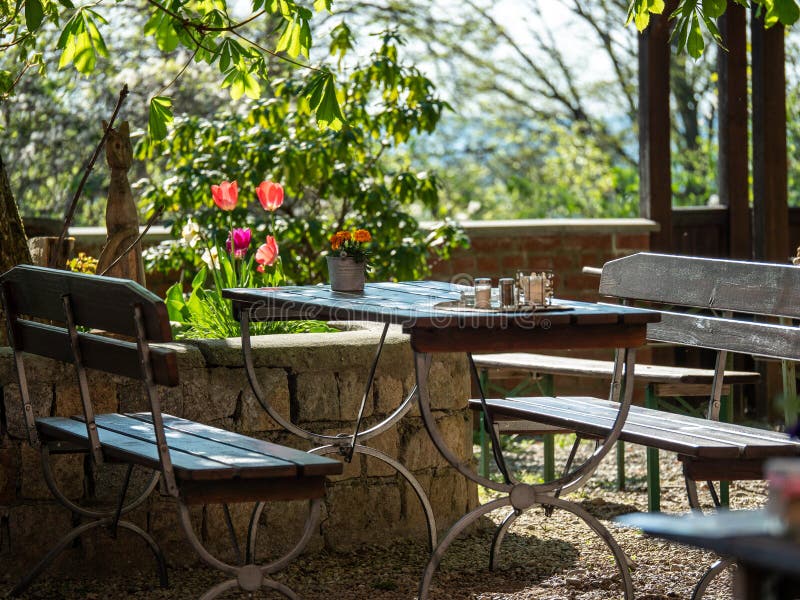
[{"left": 326, "top": 256, "right": 366, "bottom": 292}]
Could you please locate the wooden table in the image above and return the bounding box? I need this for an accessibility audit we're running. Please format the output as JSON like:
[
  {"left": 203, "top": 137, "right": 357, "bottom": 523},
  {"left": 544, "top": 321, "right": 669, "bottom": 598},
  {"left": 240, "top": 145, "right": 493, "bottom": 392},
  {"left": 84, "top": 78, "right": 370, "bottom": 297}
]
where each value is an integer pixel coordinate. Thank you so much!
[
  {"left": 619, "top": 509, "right": 799, "bottom": 600},
  {"left": 224, "top": 280, "right": 660, "bottom": 599}
]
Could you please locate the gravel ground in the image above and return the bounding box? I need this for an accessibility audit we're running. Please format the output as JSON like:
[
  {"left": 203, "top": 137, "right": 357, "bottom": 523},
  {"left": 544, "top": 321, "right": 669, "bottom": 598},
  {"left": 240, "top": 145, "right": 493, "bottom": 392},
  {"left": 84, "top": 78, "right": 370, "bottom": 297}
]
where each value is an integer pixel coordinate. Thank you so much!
[{"left": 1, "top": 436, "right": 766, "bottom": 599}]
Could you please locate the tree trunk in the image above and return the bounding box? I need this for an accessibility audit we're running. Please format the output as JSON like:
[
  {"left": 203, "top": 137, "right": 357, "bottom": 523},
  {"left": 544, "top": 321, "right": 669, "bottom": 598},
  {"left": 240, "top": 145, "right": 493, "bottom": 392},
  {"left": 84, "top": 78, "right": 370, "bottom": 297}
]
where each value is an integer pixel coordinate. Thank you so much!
[
  {"left": 0, "top": 151, "right": 31, "bottom": 272},
  {"left": 0, "top": 150, "right": 31, "bottom": 345}
]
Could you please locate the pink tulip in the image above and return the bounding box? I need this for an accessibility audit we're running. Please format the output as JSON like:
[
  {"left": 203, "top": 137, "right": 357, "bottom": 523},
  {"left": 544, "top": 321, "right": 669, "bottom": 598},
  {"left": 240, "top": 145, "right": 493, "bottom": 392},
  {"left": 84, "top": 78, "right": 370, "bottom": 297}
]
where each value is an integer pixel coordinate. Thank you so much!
[
  {"left": 226, "top": 228, "right": 252, "bottom": 259},
  {"left": 256, "top": 181, "right": 284, "bottom": 212},
  {"left": 255, "top": 236, "right": 279, "bottom": 271},
  {"left": 211, "top": 181, "right": 238, "bottom": 211}
]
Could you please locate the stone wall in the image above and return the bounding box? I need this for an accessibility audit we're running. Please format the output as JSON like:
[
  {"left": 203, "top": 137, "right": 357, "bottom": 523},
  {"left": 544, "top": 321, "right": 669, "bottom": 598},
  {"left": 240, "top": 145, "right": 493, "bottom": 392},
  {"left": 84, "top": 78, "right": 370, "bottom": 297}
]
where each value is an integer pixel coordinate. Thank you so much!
[{"left": 0, "top": 325, "right": 475, "bottom": 575}]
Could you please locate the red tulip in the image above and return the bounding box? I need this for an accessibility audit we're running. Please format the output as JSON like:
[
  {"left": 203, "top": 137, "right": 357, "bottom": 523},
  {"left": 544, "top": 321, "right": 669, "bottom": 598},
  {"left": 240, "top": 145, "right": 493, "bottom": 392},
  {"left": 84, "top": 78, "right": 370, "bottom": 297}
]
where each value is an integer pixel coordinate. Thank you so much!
[
  {"left": 256, "top": 181, "right": 284, "bottom": 212},
  {"left": 255, "top": 235, "right": 279, "bottom": 271},
  {"left": 211, "top": 181, "right": 238, "bottom": 211}
]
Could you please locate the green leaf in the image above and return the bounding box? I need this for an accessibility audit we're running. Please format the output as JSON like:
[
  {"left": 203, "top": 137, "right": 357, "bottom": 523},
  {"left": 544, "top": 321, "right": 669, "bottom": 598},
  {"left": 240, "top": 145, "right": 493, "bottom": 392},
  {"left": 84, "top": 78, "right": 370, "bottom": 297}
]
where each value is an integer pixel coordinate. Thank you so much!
[
  {"left": 25, "top": 0, "right": 44, "bottom": 31},
  {"left": 702, "top": 0, "right": 727, "bottom": 18},
  {"left": 56, "top": 8, "right": 109, "bottom": 73},
  {"left": 144, "top": 10, "right": 179, "bottom": 53},
  {"left": 313, "top": 0, "right": 331, "bottom": 11},
  {"left": 765, "top": 0, "right": 800, "bottom": 26},
  {"left": 165, "top": 283, "right": 188, "bottom": 322},
  {"left": 192, "top": 267, "right": 208, "bottom": 290},
  {"left": 314, "top": 73, "right": 344, "bottom": 131},
  {"left": 633, "top": 10, "right": 651, "bottom": 31},
  {"left": 148, "top": 96, "right": 174, "bottom": 140},
  {"left": 687, "top": 12, "right": 705, "bottom": 58}
]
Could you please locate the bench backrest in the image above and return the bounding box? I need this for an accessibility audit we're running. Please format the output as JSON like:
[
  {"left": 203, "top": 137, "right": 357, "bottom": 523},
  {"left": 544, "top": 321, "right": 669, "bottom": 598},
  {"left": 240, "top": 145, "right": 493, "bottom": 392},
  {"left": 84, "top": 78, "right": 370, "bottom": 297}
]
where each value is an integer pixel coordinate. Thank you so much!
[
  {"left": 0, "top": 265, "right": 180, "bottom": 494},
  {"left": 599, "top": 253, "right": 800, "bottom": 362}
]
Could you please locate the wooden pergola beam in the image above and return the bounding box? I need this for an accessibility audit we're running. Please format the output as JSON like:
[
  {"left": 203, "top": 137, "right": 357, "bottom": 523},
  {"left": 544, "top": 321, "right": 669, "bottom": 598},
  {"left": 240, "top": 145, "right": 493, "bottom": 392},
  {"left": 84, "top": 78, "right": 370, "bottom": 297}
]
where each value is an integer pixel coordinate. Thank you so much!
[
  {"left": 751, "top": 7, "right": 789, "bottom": 262},
  {"left": 718, "top": 3, "right": 751, "bottom": 260},
  {"left": 638, "top": 3, "right": 674, "bottom": 252}
]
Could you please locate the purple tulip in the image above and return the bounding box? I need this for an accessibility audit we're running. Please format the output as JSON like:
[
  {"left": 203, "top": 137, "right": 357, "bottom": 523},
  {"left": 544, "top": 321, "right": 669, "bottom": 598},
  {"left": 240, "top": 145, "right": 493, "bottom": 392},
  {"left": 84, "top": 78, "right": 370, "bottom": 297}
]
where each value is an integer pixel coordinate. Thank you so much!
[{"left": 226, "top": 227, "right": 252, "bottom": 258}]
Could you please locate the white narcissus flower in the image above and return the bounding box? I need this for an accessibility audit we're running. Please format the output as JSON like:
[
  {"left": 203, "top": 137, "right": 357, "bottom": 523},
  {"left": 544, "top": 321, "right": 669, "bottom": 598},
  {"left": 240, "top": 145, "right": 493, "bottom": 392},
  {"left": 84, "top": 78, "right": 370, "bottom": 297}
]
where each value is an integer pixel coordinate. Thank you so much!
[
  {"left": 182, "top": 220, "right": 201, "bottom": 247},
  {"left": 201, "top": 246, "right": 220, "bottom": 269}
]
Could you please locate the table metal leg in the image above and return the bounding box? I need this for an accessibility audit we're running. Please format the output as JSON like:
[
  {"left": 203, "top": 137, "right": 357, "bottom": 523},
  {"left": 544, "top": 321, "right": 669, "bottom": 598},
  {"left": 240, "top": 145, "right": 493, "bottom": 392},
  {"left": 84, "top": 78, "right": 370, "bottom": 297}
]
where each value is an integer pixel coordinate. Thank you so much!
[
  {"left": 310, "top": 443, "right": 437, "bottom": 550},
  {"left": 240, "top": 313, "right": 437, "bottom": 555},
  {"left": 692, "top": 557, "right": 735, "bottom": 600},
  {"left": 416, "top": 348, "right": 637, "bottom": 599}
]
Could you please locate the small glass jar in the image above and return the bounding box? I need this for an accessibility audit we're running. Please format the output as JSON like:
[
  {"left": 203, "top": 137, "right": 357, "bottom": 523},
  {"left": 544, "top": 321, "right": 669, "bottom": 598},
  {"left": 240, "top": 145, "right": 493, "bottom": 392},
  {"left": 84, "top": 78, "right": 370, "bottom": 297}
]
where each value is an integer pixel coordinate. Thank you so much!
[
  {"left": 460, "top": 289, "right": 476, "bottom": 307},
  {"left": 474, "top": 277, "right": 491, "bottom": 309},
  {"left": 499, "top": 278, "right": 515, "bottom": 308}
]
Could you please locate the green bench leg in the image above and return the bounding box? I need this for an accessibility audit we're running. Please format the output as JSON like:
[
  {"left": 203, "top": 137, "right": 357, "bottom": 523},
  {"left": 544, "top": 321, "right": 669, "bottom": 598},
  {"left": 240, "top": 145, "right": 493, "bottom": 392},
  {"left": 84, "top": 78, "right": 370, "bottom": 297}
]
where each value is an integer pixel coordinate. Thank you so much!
[
  {"left": 541, "top": 374, "right": 556, "bottom": 482},
  {"left": 616, "top": 441, "right": 625, "bottom": 491},
  {"left": 719, "top": 394, "right": 731, "bottom": 507},
  {"left": 646, "top": 385, "right": 661, "bottom": 512},
  {"left": 478, "top": 369, "right": 490, "bottom": 479},
  {"left": 479, "top": 412, "right": 490, "bottom": 478}
]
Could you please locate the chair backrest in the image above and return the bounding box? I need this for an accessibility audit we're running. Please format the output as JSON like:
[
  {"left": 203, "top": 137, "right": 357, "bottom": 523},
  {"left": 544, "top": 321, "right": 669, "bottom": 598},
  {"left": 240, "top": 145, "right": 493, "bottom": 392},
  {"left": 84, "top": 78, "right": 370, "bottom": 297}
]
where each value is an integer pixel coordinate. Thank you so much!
[
  {"left": 0, "top": 266, "right": 179, "bottom": 493},
  {"left": 599, "top": 253, "right": 800, "bottom": 362},
  {"left": 1, "top": 265, "right": 177, "bottom": 383}
]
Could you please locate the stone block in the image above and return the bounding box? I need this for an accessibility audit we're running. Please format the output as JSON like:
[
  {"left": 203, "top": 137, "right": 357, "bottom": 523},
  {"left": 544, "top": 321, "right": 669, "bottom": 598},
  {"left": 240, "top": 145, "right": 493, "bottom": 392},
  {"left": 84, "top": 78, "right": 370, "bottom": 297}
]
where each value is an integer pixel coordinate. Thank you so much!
[
  {"left": 7, "top": 504, "right": 73, "bottom": 567},
  {"left": 322, "top": 480, "right": 401, "bottom": 550},
  {"left": 364, "top": 428, "right": 400, "bottom": 477},
  {"left": 336, "top": 369, "right": 373, "bottom": 421},
  {"left": 3, "top": 383, "right": 52, "bottom": 440},
  {"left": 374, "top": 374, "right": 405, "bottom": 415},
  {"left": 20, "top": 444, "right": 84, "bottom": 500},
  {"left": 295, "top": 371, "right": 339, "bottom": 422},
  {"left": 397, "top": 471, "right": 433, "bottom": 539},
  {"left": 117, "top": 383, "right": 149, "bottom": 413},
  {"left": 86, "top": 461, "right": 158, "bottom": 505},
  {"left": 401, "top": 413, "right": 472, "bottom": 471},
  {"left": 246, "top": 498, "right": 324, "bottom": 560},
  {"left": 0, "top": 347, "right": 13, "bottom": 385},
  {"left": 0, "top": 445, "right": 18, "bottom": 504},
  {"left": 186, "top": 368, "right": 240, "bottom": 422},
  {"left": 428, "top": 469, "right": 478, "bottom": 528},
  {"left": 55, "top": 373, "right": 118, "bottom": 417},
  {"left": 427, "top": 354, "right": 470, "bottom": 411},
  {"left": 146, "top": 495, "right": 202, "bottom": 566},
  {"left": 237, "top": 368, "right": 290, "bottom": 433},
  {"left": 201, "top": 502, "right": 254, "bottom": 563},
  {"left": 402, "top": 470, "right": 478, "bottom": 538}
]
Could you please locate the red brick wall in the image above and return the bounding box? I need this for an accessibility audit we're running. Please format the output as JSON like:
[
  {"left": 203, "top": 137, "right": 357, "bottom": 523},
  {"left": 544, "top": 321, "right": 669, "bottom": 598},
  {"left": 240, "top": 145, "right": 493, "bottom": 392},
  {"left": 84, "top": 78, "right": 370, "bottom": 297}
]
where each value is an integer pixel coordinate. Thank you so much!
[{"left": 428, "top": 219, "right": 654, "bottom": 302}]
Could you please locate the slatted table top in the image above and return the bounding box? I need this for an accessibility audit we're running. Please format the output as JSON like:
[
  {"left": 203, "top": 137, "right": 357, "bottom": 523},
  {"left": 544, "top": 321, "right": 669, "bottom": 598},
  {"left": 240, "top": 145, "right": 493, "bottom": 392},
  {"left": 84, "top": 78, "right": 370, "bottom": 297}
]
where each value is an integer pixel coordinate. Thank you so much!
[{"left": 223, "top": 281, "right": 660, "bottom": 330}]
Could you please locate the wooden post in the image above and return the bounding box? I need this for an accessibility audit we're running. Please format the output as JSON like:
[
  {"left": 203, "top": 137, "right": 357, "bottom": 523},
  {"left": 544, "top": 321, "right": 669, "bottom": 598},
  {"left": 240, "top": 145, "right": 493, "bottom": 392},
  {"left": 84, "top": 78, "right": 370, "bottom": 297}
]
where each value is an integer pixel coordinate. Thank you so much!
[
  {"left": 717, "top": 3, "right": 750, "bottom": 260},
  {"left": 638, "top": 3, "right": 674, "bottom": 252},
  {"left": 751, "top": 8, "right": 789, "bottom": 262}
]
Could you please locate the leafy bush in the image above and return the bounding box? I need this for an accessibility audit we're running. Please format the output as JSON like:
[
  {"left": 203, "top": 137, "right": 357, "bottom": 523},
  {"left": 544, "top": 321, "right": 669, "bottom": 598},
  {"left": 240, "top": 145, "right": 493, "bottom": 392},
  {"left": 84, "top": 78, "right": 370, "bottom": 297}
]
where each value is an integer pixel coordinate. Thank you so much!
[{"left": 138, "top": 28, "right": 466, "bottom": 287}]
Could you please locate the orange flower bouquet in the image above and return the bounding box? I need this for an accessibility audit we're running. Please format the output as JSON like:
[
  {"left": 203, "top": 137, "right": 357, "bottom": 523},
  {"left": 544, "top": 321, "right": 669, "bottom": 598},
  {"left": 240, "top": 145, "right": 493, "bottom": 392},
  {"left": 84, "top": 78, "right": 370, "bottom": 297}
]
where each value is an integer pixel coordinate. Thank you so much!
[{"left": 327, "top": 229, "right": 372, "bottom": 292}]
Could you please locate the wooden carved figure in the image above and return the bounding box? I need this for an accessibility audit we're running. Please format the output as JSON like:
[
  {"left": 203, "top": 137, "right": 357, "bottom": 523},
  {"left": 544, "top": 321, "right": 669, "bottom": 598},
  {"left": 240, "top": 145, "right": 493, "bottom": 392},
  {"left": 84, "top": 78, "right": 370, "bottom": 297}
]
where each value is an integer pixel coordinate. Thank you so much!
[{"left": 96, "top": 120, "right": 146, "bottom": 285}]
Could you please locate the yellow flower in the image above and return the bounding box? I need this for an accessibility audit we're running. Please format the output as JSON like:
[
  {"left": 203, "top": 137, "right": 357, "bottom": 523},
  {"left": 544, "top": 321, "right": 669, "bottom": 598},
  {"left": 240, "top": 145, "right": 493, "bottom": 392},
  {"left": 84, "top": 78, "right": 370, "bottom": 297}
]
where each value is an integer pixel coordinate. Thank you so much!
[{"left": 353, "top": 229, "right": 371, "bottom": 243}]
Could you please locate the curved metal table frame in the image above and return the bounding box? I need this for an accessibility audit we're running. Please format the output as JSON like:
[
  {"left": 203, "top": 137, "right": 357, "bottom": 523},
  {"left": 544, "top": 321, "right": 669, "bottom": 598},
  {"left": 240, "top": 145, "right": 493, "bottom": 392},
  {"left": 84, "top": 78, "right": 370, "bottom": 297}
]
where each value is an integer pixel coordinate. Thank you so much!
[
  {"left": 414, "top": 348, "right": 638, "bottom": 599},
  {"left": 239, "top": 311, "right": 438, "bottom": 551},
  {"left": 223, "top": 281, "right": 658, "bottom": 599}
]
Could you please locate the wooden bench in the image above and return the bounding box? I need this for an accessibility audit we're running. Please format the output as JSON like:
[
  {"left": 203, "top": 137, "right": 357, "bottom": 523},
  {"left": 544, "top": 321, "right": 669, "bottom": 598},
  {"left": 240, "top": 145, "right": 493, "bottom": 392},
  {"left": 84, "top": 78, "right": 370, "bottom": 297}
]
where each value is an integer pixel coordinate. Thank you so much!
[
  {"left": 0, "top": 265, "right": 342, "bottom": 598},
  {"left": 474, "top": 351, "right": 760, "bottom": 510},
  {"left": 473, "top": 253, "right": 800, "bottom": 516}
]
